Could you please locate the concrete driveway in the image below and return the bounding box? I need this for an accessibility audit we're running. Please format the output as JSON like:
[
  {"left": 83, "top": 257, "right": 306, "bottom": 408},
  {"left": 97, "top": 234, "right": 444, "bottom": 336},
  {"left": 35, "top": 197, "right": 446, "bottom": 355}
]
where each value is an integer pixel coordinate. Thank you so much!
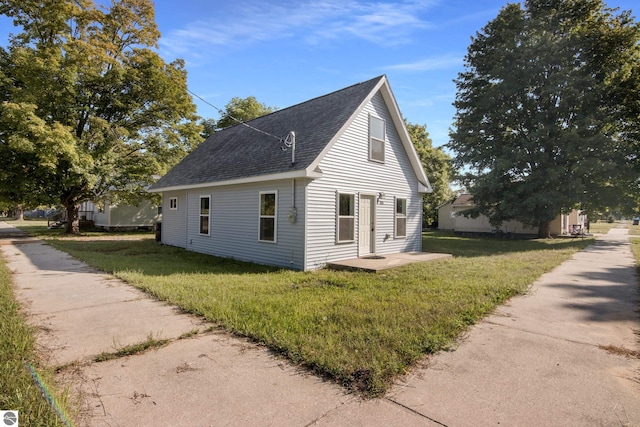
[{"left": 1, "top": 222, "right": 639, "bottom": 426}]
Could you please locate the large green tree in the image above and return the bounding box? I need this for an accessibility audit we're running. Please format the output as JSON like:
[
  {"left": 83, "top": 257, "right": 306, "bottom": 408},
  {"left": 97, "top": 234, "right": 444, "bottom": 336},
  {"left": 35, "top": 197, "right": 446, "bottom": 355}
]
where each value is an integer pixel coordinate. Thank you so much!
[
  {"left": 406, "top": 121, "right": 454, "bottom": 227},
  {"left": 215, "top": 96, "right": 276, "bottom": 130},
  {"left": 448, "top": 0, "right": 640, "bottom": 237},
  {"left": 0, "top": 0, "right": 202, "bottom": 233}
]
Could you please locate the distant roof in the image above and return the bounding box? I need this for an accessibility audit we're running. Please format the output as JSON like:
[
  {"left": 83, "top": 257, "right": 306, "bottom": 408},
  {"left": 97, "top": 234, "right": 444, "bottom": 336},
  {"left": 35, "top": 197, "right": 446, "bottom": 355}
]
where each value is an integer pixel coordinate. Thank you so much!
[
  {"left": 453, "top": 194, "right": 474, "bottom": 206},
  {"left": 150, "top": 76, "right": 386, "bottom": 191}
]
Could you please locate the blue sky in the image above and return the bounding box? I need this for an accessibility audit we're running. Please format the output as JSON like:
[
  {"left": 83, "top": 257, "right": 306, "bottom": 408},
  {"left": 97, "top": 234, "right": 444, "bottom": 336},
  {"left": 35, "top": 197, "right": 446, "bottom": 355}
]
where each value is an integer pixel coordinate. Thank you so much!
[
  {"left": 1, "top": 0, "right": 638, "bottom": 148},
  {"left": 151, "top": 0, "right": 637, "bottom": 147}
]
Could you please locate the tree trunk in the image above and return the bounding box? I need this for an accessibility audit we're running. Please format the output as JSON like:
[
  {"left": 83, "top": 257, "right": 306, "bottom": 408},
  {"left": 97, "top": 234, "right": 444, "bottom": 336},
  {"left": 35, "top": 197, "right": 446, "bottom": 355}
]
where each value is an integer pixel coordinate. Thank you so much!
[
  {"left": 14, "top": 204, "right": 24, "bottom": 221},
  {"left": 64, "top": 204, "right": 80, "bottom": 234},
  {"left": 538, "top": 220, "right": 552, "bottom": 238}
]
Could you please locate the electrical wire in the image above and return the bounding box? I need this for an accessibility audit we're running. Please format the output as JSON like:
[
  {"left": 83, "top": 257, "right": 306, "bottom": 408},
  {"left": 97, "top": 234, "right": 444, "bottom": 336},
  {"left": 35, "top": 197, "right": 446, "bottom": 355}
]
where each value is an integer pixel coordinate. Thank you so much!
[{"left": 187, "top": 88, "right": 283, "bottom": 141}]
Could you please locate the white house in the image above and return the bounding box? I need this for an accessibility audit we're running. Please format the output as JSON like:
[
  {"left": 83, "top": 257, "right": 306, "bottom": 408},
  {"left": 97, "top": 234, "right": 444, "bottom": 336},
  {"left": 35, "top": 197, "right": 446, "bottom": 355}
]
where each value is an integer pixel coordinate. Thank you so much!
[
  {"left": 91, "top": 200, "right": 159, "bottom": 230},
  {"left": 438, "top": 194, "right": 586, "bottom": 236},
  {"left": 149, "top": 76, "right": 432, "bottom": 270},
  {"left": 78, "top": 200, "right": 160, "bottom": 230}
]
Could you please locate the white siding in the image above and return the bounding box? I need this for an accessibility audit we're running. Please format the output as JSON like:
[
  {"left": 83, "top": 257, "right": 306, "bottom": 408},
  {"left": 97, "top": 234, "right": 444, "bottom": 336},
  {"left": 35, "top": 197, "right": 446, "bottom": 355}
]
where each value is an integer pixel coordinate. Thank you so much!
[
  {"left": 305, "top": 92, "right": 423, "bottom": 270},
  {"left": 183, "top": 179, "right": 306, "bottom": 270},
  {"left": 437, "top": 202, "right": 456, "bottom": 231},
  {"left": 161, "top": 190, "right": 188, "bottom": 248},
  {"left": 453, "top": 213, "right": 538, "bottom": 235},
  {"left": 92, "top": 200, "right": 159, "bottom": 228},
  {"left": 441, "top": 206, "right": 583, "bottom": 236},
  {"left": 92, "top": 202, "right": 110, "bottom": 226},
  {"left": 108, "top": 201, "right": 159, "bottom": 227}
]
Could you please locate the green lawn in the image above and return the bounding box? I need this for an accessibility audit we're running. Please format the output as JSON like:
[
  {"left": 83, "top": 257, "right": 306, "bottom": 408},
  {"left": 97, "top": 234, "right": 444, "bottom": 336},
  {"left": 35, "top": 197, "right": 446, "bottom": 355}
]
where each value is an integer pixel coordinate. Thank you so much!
[
  {"left": 626, "top": 222, "right": 640, "bottom": 236},
  {"left": 588, "top": 220, "right": 622, "bottom": 234},
  {"left": 0, "top": 250, "right": 74, "bottom": 426},
  {"left": 631, "top": 238, "right": 640, "bottom": 262},
  {"left": 9, "top": 223, "right": 594, "bottom": 396}
]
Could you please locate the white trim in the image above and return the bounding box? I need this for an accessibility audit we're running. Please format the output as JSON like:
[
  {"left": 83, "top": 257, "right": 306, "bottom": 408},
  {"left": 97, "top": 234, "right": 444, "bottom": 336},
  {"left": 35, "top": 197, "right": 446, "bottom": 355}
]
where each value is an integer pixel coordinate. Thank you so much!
[
  {"left": 149, "top": 170, "right": 322, "bottom": 193},
  {"left": 258, "top": 190, "right": 278, "bottom": 243},
  {"left": 199, "top": 195, "right": 210, "bottom": 236},
  {"left": 358, "top": 193, "right": 377, "bottom": 256},
  {"left": 418, "top": 181, "right": 432, "bottom": 194},
  {"left": 303, "top": 182, "right": 308, "bottom": 269},
  {"left": 378, "top": 78, "right": 432, "bottom": 190},
  {"left": 169, "top": 197, "right": 178, "bottom": 210},
  {"left": 368, "top": 114, "right": 386, "bottom": 163},
  {"left": 304, "top": 76, "right": 432, "bottom": 192},
  {"left": 336, "top": 191, "right": 356, "bottom": 244},
  {"left": 184, "top": 189, "right": 189, "bottom": 247},
  {"left": 395, "top": 196, "right": 407, "bottom": 239},
  {"left": 305, "top": 79, "right": 387, "bottom": 176}
]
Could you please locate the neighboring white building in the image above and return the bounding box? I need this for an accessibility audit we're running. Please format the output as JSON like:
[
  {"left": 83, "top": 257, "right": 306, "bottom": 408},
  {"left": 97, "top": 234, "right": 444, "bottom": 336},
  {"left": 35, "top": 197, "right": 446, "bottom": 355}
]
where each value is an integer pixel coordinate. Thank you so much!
[
  {"left": 149, "top": 76, "right": 432, "bottom": 270},
  {"left": 437, "top": 194, "right": 586, "bottom": 236},
  {"left": 79, "top": 200, "right": 159, "bottom": 230},
  {"left": 93, "top": 200, "right": 159, "bottom": 230}
]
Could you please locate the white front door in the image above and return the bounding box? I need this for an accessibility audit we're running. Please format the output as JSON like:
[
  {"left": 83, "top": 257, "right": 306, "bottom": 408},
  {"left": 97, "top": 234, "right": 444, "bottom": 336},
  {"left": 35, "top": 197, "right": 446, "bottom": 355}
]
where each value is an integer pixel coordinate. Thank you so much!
[{"left": 359, "top": 195, "right": 375, "bottom": 256}]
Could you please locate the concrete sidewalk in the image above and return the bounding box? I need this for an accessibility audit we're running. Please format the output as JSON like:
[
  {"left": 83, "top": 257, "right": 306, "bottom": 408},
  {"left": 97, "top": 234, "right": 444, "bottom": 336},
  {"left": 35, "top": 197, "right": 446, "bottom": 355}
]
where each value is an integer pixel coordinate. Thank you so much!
[
  {"left": 388, "top": 227, "right": 640, "bottom": 426},
  {"left": 2, "top": 222, "right": 639, "bottom": 426}
]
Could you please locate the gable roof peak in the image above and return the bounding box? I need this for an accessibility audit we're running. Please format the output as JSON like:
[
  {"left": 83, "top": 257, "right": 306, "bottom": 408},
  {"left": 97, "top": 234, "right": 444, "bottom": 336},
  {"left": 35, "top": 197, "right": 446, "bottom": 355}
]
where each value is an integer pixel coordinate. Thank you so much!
[
  {"left": 149, "top": 74, "right": 431, "bottom": 193},
  {"left": 231, "top": 75, "right": 387, "bottom": 130}
]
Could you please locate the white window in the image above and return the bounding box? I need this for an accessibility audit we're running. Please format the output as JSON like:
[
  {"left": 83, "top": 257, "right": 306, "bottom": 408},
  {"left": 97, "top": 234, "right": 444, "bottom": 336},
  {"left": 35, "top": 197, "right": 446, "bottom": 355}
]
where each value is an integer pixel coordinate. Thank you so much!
[
  {"left": 337, "top": 192, "right": 355, "bottom": 243},
  {"left": 395, "top": 197, "right": 407, "bottom": 238},
  {"left": 259, "top": 191, "right": 277, "bottom": 242},
  {"left": 169, "top": 197, "right": 178, "bottom": 210},
  {"left": 369, "top": 114, "right": 385, "bottom": 163},
  {"left": 199, "top": 196, "right": 210, "bottom": 235}
]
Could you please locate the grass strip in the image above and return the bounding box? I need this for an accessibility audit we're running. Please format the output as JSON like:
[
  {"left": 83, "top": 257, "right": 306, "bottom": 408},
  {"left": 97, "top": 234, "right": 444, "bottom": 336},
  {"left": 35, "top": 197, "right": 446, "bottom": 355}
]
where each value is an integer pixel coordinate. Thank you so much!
[
  {"left": 599, "top": 344, "right": 640, "bottom": 359},
  {"left": 588, "top": 221, "right": 622, "bottom": 234},
  {"left": 0, "top": 252, "right": 74, "bottom": 425},
  {"left": 19, "top": 223, "right": 593, "bottom": 396},
  {"left": 94, "top": 334, "right": 170, "bottom": 362}
]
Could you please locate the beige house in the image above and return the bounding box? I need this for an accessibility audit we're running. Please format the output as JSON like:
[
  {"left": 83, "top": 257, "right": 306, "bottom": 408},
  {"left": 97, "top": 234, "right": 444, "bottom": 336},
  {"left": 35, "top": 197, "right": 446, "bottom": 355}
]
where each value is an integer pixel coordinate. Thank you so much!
[{"left": 437, "top": 194, "right": 585, "bottom": 236}]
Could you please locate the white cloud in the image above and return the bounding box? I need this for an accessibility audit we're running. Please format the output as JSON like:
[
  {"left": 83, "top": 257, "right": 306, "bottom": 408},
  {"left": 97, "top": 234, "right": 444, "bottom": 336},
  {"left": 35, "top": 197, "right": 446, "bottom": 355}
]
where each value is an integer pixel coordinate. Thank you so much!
[
  {"left": 159, "top": 0, "right": 440, "bottom": 57},
  {"left": 308, "top": 1, "right": 437, "bottom": 46},
  {"left": 384, "top": 53, "right": 463, "bottom": 72},
  {"left": 407, "top": 91, "right": 455, "bottom": 107}
]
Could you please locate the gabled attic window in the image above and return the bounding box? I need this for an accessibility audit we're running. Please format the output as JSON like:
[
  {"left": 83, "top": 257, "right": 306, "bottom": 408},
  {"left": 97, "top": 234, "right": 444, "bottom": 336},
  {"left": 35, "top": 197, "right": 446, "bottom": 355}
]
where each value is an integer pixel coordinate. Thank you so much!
[{"left": 369, "top": 114, "right": 385, "bottom": 163}]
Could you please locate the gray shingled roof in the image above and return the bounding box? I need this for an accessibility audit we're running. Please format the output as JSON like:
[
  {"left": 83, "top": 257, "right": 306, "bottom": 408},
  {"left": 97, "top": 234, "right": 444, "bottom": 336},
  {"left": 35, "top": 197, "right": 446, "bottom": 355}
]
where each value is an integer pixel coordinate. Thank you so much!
[{"left": 150, "top": 76, "right": 385, "bottom": 191}]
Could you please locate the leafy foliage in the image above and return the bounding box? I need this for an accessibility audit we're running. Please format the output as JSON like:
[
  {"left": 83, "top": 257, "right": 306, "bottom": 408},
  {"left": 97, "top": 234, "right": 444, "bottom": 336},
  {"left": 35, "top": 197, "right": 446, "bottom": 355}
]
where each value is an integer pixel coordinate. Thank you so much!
[
  {"left": 448, "top": 0, "right": 640, "bottom": 236},
  {"left": 406, "top": 121, "right": 454, "bottom": 227},
  {"left": 215, "top": 96, "right": 277, "bottom": 129},
  {"left": 0, "top": 0, "right": 203, "bottom": 232},
  {"left": 199, "top": 118, "right": 217, "bottom": 139}
]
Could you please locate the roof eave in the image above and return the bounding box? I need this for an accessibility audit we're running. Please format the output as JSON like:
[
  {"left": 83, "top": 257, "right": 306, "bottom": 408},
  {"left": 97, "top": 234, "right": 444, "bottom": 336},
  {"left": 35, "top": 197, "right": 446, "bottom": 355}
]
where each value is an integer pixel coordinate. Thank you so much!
[
  {"left": 418, "top": 181, "right": 432, "bottom": 194},
  {"left": 147, "top": 169, "right": 322, "bottom": 193},
  {"left": 379, "top": 78, "right": 433, "bottom": 191}
]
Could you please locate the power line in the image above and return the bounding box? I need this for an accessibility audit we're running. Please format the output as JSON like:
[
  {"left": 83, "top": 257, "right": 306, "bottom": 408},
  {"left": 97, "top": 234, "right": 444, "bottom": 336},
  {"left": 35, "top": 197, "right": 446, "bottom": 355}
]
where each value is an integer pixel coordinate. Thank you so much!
[{"left": 187, "top": 88, "right": 283, "bottom": 141}]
